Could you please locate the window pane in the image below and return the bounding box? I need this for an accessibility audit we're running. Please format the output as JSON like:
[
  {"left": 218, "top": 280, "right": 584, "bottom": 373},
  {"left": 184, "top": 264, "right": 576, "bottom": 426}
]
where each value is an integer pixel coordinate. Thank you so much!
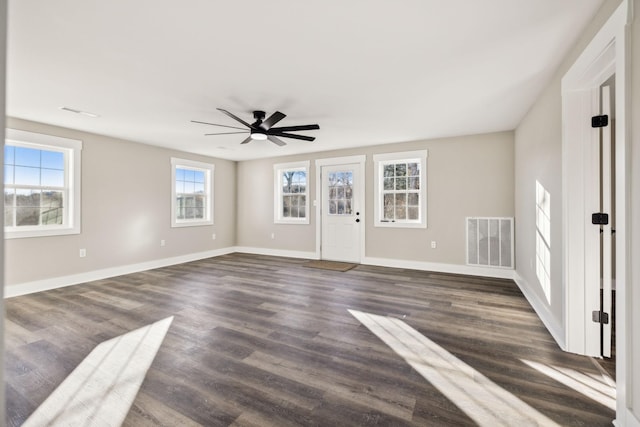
[
  {"left": 15, "top": 147, "right": 40, "bottom": 167},
  {"left": 15, "top": 166, "right": 40, "bottom": 186},
  {"left": 175, "top": 196, "right": 184, "bottom": 219},
  {"left": 184, "top": 181, "right": 195, "bottom": 194},
  {"left": 345, "top": 199, "right": 352, "bottom": 215},
  {"left": 4, "top": 165, "right": 14, "bottom": 185},
  {"left": 184, "top": 169, "right": 195, "bottom": 182},
  {"left": 41, "top": 150, "right": 64, "bottom": 170},
  {"left": 407, "top": 206, "right": 419, "bottom": 220},
  {"left": 16, "top": 207, "right": 40, "bottom": 226},
  {"left": 194, "top": 170, "right": 205, "bottom": 183},
  {"left": 329, "top": 187, "right": 336, "bottom": 200},
  {"left": 383, "top": 194, "right": 394, "bottom": 220},
  {"left": 291, "top": 206, "right": 299, "bottom": 218},
  {"left": 395, "top": 177, "right": 407, "bottom": 190},
  {"left": 408, "top": 162, "right": 419, "bottom": 176},
  {"left": 395, "top": 163, "right": 407, "bottom": 177},
  {"left": 4, "top": 206, "right": 14, "bottom": 227},
  {"left": 176, "top": 180, "right": 185, "bottom": 194},
  {"left": 383, "top": 177, "right": 394, "bottom": 190},
  {"left": 408, "top": 193, "right": 419, "bottom": 206},
  {"left": 41, "top": 191, "right": 64, "bottom": 225},
  {"left": 4, "top": 145, "right": 14, "bottom": 164},
  {"left": 408, "top": 177, "right": 420, "bottom": 190},
  {"left": 329, "top": 200, "right": 337, "bottom": 215},
  {"left": 176, "top": 168, "right": 185, "bottom": 181},
  {"left": 16, "top": 189, "right": 40, "bottom": 207},
  {"left": 194, "top": 183, "right": 205, "bottom": 194},
  {"left": 299, "top": 205, "right": 306, "bottom": 218},
  {"left": 42, "top": 169, "right": 65, "bottom": 187},
  {"left": 4, "top": 189, "right": 14, "bottom": 226},
  {"left": 337, "top": 187, "right": 344, "bottom": 199},
  {"left": 4, "top": 189, "right": 14, "bottom": 207},
  {"left": 383, "top": 164, "right": 395, "bottom": 177},
  {"left": 395, "top": 193, "right": 407, "bottom": 219}
]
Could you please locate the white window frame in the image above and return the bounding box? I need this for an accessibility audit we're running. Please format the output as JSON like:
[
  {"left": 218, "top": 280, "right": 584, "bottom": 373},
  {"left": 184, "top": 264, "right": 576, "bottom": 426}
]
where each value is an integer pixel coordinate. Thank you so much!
[
  {"left": 274, "top": 160, "right": 310, "bottom": 225},
  {"left": 171, "top": 158, "right": 214, "bottom": 228},
  {"left": 4, "top": 128, "right": 82, "bottom": 239},
  {"left": 373, "top": 150, "right": 428, "bottom": 228}
]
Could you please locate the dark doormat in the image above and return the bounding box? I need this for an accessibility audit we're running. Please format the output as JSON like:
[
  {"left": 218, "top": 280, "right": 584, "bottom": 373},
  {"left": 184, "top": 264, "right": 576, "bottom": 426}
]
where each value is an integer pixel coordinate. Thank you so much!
[{"left": 303, "top": 260, "right": 358, "bottom": 272}]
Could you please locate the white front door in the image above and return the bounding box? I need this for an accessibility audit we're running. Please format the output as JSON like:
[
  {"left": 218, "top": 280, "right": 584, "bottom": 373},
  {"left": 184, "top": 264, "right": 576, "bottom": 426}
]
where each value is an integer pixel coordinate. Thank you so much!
[{"left": 321, "top": 164, "right": 362, "bottom": 263}]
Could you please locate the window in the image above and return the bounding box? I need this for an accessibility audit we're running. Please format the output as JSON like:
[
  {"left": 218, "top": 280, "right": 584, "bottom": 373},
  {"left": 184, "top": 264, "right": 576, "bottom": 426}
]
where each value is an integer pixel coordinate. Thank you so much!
[
  {"left": 274, "top": 161, "right": 309, "bottom": 224},
  {"left": 535, "top": 180, "right": 551, "bottom": 302},
  {"left": 373, "top": 150, "right": 427, "bottom": 228},
  {"left": 327, "top": 171, "right": 353, "bottom": 215},
  {"left": 171, "top": 158, "right": 214, "bottom": 227},
  {"left": 4, "top": 129, "right": 82, "bottom": 239}
]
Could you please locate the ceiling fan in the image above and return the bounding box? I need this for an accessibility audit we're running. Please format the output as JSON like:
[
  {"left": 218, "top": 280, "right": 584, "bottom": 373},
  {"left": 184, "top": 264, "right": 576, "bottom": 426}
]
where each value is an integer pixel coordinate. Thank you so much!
[{"left": 192, "top": 108, "right": 320, "bottom": 146}]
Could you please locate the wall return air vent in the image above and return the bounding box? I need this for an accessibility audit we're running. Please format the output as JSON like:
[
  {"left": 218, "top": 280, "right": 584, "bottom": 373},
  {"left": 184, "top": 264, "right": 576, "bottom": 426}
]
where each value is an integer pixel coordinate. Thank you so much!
[{"left": 466, "top": 217, "right": 514, "bottom": 269}]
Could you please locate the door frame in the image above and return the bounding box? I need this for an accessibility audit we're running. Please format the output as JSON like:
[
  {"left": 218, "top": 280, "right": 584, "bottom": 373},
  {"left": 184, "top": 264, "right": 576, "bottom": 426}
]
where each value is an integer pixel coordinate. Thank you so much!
[
  {"left": 560, "top": 0, "right": 629, "bottom": 423},
  {"left": 315, "top": 155, "right": 366, "bottom": 262}
]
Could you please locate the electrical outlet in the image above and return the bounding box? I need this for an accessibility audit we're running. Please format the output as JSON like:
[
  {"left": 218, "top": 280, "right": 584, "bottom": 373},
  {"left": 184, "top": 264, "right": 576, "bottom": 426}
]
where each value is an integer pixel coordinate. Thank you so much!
[
  {"left": 79, "top": 248, "right": 87, "bottom": 258},
  {"left": 431, "top": 241, "right": 437, "bottom": 249},
  {"left": 271, "top": 233, "right": 275, "bottom": 240},
  {"left": 160, "top": 240, "right": 166, "bottom": 247},
  {"left": 212, "top": 233, "right": 216, "bottom": 240}
]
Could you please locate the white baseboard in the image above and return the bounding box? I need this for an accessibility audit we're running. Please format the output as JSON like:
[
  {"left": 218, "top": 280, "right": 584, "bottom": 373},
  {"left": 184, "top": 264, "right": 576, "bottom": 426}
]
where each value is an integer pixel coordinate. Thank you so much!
[
  {"left": 5, "top": 247, "right": 236, "bottom": 298},
  {"left": 233, "top": 246, "right": 317, "bottom": 260},
  {"left": 362, "top": 256, "right": 515, "bottom": 280},
  {"left": 512, "top": 272, "right": 566, "bottom": 350}
]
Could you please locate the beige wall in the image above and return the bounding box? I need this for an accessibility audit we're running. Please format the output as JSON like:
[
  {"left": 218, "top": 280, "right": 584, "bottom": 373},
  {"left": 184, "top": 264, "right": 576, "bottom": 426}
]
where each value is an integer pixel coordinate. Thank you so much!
[
  {"left": 5, "top": 118, "right": 236, "bottom": 285},
  {"left": 238, "top": 131, "right": 514, "bottom": 265},
  {"left": 514, "top": 0, "right": 622, "bottom": 333}
]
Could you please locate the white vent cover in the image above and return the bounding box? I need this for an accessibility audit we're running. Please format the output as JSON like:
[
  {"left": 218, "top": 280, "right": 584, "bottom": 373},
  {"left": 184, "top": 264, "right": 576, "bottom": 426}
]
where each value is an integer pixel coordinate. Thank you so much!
[{"left": 466, "top": 217, "right": 514, "bottom": 269}]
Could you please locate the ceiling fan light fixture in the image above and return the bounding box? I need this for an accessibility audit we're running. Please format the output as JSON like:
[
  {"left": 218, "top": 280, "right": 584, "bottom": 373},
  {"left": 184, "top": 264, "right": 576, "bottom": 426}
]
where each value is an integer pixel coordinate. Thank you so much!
[{"left": 250, "top": 132, "right": 268, "bottom": 141}]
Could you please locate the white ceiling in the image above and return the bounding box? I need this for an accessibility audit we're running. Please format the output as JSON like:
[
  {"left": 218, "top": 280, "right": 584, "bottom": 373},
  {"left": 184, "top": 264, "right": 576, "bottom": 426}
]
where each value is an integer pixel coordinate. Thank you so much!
[{"left": 7, "top": 0, "right": 604, "bottom": 161}]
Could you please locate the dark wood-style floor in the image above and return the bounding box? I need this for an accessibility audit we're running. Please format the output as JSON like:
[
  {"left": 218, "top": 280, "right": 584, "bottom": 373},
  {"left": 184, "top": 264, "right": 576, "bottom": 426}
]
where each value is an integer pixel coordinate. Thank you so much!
[{"left": 5, "top": 253, "right": 615, "bottom": 426}]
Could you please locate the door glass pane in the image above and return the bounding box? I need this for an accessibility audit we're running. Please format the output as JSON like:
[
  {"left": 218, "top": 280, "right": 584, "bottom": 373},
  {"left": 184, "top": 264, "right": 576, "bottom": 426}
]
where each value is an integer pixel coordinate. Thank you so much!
[{"left": 328, "top": 171, "right": 353, "bottom": 215}]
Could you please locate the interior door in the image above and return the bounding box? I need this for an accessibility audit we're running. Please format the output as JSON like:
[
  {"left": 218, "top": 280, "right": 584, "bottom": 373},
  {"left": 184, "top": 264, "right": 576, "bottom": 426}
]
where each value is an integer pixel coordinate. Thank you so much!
[{"left": 321, "top": 164, "right": 361, "bottom": 263}]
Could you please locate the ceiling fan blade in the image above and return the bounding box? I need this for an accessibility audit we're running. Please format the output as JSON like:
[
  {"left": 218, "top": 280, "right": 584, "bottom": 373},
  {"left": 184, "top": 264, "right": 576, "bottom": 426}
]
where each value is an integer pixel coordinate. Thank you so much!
[
  {"left": 191, "top": 120, "right": 247, "bottom": 130},
  {"left": 240, "top": 136, "right": 253, "bottom": 144},
  {"left": 271, "top": 132, "right": 316, "bottom": 142},
  {"left": 217, "top": 108, "right": 253, "bottom": 128},
  {"left": 204, "top": 131, "right": 250, "bottom": 136},
  {"left": 259, "top": 111, "right": 286, "bottom": 131},
  {"left": 267, "top": 135, "right": 287, "bottom": 146},
  {"left": 269, "top": 124, "right": 320, "bottom": 132}
]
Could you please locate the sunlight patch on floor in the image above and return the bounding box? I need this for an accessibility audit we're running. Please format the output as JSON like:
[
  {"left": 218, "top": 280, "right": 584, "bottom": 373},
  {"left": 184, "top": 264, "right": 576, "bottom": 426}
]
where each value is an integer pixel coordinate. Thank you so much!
[
  {"left": 23, "top": 316, "right": 174, "bottom": 427},
  {"left": 521, "top": 359, "right": 616, "bottom": 411},
  {"left": 349, "top": 309, "right": 559, "bottom": 427}
]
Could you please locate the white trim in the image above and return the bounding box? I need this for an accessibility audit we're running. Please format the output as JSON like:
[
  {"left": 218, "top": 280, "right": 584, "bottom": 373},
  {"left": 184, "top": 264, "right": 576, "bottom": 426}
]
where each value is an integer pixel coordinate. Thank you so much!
[
  {"left": 613, "top": 408, "right": 640, "bottom": 427},
  {"left": 314, "top": 155, "right": 366, "bottom": 261},
  {"left": 362, "top": 256, "right": 514, "bottom": 280},
  {"left": 273, "top": 160, "right": 310, "bottom": 225},
  {"left": 4, "top": 247, "right": 236, "bottom": 298},
  {"left": 513, "top": 272, "right": 566, "bottom": 350},
  {"left": 171, "top": 157, "right": 214, "bottom": 228},
  {"left": 233, "top": 246, "right": 317, "bottom": 260}
]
